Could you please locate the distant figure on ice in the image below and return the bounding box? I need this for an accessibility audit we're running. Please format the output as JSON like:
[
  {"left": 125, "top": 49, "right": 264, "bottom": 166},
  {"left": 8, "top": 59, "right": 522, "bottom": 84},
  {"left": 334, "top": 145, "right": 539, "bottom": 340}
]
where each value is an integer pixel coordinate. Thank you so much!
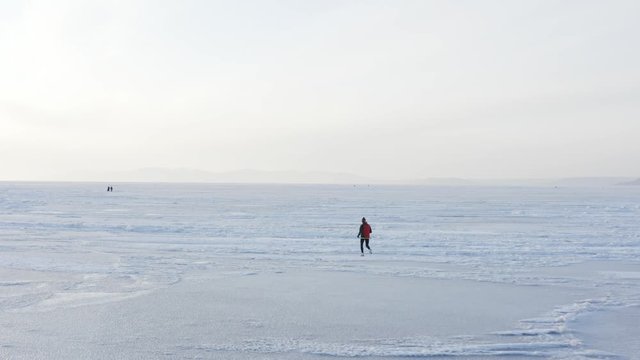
[{"left": 357, "top": 217, "right": 372, "bottom": 256}]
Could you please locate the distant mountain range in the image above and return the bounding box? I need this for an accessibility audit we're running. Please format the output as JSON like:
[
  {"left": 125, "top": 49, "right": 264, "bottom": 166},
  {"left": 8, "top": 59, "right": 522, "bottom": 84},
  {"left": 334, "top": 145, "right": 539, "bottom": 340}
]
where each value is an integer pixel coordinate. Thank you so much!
[
  {"left": 551, "top": 177, "right": 638, "bottom": 187},
  {"left": 618, "top": 178, "right": 640, "bottom": 186},
  {"left": 106, "top": 168, "right": 373, "bottom": 184},
  {"left": 98, "top": 168, "right": 639, "bottom": 186}
]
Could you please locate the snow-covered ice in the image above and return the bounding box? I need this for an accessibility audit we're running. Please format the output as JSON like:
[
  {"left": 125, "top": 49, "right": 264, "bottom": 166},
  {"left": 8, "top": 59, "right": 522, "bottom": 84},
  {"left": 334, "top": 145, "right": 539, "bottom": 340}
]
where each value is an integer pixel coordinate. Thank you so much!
[{"left": 1, "top": 182, "right": 639, "bottom": 359}]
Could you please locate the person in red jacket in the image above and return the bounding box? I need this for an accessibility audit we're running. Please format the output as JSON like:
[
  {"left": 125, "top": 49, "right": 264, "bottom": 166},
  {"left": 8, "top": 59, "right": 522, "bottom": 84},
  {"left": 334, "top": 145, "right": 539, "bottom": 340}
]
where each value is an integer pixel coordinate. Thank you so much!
[{"left": 357, "top": 217, "right": 373, "bottom": 256}]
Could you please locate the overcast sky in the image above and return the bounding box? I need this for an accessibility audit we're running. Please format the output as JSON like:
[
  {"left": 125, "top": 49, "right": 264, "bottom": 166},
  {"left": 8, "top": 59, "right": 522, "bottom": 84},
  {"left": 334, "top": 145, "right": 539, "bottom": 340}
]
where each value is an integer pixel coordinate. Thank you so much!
[{"left": 1, "top": 0, "right": 639, "bottom": 181}]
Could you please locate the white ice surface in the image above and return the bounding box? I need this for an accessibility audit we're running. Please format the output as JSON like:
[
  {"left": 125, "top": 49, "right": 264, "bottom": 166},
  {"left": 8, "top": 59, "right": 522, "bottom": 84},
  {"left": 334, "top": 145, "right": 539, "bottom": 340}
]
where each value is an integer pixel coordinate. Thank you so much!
[{"left": 1, "top": 183, "right": 639, "bottom": 359}]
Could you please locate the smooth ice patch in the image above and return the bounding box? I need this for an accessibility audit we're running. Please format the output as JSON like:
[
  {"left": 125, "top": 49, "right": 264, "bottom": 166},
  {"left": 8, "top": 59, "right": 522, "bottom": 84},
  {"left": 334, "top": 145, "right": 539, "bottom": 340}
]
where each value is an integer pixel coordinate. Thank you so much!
[{"left": 26, "top": 291, "right": 152, "bottom": 312}]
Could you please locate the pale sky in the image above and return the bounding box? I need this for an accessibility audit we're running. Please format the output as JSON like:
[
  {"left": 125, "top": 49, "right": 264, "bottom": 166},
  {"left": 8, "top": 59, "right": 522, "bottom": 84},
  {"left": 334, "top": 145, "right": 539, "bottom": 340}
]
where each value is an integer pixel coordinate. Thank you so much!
[{"left": 1, "top": 0, "right": 639, "bottom": 181}]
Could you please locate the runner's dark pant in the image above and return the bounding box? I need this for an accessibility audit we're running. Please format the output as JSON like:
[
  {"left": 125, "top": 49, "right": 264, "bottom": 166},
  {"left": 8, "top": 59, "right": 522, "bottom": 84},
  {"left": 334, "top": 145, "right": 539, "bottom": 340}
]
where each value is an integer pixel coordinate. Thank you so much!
[{"left": 360, "top": 238, "right": 370, "bottom": 253}]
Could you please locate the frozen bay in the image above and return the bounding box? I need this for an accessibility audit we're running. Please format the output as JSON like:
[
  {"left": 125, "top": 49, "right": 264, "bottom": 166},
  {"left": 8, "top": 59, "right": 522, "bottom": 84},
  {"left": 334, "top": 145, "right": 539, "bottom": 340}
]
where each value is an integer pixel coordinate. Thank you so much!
[{"left": 1, "top": 183, "right": 639, "bottom": 359}]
